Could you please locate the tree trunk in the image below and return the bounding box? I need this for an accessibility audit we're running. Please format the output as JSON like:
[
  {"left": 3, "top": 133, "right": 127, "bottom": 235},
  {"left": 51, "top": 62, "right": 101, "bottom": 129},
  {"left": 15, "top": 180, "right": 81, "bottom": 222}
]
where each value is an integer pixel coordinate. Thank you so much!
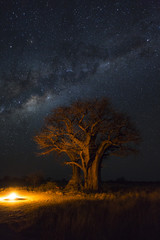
[
  {"left": 72, "top": 165, "right": 81, "bottom": 184},
  {"left": 66, "top": 165, "right": 82, "bottom": 190},
  {"left": 84, "top": 160, "right": 101, "bottom": 192}
]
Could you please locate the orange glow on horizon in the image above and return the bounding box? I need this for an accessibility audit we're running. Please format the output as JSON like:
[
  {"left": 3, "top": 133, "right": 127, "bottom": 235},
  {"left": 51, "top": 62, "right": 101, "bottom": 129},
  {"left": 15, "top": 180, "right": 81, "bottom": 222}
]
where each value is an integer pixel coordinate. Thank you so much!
[
  {"left": 6, "top": 192, "right": 17, "bottom": 201},
  {"left": 0, "top": 189, "right": 55, "bottom": 204},
  {"left": 0, "top": 191, "right": 27, "bottom": 202}
]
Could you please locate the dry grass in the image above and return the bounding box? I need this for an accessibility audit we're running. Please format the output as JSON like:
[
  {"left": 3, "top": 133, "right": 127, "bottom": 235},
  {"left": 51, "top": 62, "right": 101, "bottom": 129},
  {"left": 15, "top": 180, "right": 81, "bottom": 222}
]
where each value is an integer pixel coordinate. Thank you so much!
[{"left": 0, "top": 184, "right": 160, "bottom": 240}]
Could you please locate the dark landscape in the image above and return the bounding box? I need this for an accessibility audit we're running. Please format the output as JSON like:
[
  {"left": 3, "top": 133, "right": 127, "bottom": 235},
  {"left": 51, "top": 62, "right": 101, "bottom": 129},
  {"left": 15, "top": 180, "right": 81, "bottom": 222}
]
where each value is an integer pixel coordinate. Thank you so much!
[
  {"left": 0, "top": 180, "right": 160, "bottom": 240},
  {"left": 0, "top": 0, "right": 160, "bottom": 239}
]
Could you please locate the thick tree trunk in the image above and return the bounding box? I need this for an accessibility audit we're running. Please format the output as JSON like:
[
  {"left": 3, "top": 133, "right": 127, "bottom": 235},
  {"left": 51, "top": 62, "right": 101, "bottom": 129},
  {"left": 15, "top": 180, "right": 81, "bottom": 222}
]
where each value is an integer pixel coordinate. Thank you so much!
[
  {"left": 83, "top": 142, "right": 108, "bottom": 191},
  {"left": 84, "top": 160, "right": 101, "bottom": 192},
  {"left": 72, "top": 165, "right": 81, "bottom": 184},
  {"left": 66, "top": 165, "right": 82, "bottom": 190}
]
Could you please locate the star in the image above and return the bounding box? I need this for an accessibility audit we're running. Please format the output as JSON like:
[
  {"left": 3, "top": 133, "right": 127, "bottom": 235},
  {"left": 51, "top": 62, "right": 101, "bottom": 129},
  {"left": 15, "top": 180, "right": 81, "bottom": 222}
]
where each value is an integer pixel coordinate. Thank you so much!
[{"left": 0, "top": 0, "right": 159, "bottom": 182}]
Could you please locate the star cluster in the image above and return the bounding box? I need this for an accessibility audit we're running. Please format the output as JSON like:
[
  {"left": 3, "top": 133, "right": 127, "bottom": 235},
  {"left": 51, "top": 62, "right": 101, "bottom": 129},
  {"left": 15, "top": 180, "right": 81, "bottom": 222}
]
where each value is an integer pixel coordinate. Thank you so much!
[{"left": 0, "top": 0, "right": 160, "bottom": 180}]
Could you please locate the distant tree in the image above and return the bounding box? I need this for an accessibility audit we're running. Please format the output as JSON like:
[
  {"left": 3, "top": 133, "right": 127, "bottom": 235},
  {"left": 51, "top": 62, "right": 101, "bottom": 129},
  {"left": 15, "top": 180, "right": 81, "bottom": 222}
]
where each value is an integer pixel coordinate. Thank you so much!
[{"left": 34, "top": 98, "right": 140, "bottom": 191}]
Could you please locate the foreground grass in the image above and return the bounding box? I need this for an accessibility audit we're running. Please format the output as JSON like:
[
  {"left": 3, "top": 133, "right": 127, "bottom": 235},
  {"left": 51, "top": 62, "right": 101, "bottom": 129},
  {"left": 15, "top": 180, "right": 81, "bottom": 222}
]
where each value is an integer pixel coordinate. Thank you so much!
[{"left": 0, "top": 184, "right": 160, "bottom": 240}]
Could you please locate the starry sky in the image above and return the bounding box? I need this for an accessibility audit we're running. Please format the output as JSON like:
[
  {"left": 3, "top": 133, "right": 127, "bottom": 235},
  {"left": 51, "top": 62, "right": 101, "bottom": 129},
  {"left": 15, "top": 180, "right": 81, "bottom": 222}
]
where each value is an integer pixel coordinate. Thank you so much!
[{"left": 0, "top": 0, "right": 160, "bottom": 181}]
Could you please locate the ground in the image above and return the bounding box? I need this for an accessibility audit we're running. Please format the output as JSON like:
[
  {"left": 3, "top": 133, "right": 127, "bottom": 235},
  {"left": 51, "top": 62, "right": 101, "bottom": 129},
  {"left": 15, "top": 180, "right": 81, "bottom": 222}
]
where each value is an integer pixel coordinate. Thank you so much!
[{"left": 0, "top": 184, "right": 160, "bottom": 240}]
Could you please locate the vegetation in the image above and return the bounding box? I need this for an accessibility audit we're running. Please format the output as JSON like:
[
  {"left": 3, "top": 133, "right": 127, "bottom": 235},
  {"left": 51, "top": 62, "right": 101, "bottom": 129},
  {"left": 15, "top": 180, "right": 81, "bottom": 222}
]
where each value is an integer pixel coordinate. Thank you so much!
[
  {"left": 0, "top": 183, "right": 160, "bottom": 240},
  {"left": 34, "top": 98, "right": 140, "bottom": 191}
]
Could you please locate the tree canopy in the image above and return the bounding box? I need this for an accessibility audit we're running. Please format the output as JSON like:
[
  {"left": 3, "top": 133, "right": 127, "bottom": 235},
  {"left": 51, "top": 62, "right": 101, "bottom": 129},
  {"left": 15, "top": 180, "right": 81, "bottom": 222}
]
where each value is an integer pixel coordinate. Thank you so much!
[{"left": 34, "top": 98, "right": 140, "bottom": 191}]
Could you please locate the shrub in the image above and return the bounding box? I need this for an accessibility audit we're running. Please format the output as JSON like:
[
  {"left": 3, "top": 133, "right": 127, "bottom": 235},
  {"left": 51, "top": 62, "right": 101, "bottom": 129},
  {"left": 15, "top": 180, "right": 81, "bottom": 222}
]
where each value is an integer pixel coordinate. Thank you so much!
[{"left": 36, "top": 181, "right": 60, "bottom": 192}]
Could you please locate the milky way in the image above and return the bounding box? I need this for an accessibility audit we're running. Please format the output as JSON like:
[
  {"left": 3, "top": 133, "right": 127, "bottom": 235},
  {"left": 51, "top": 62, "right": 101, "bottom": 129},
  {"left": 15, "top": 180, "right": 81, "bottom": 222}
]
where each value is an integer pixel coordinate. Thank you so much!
[{"left": 0, "top": 0, "right": 160, "bottom": 180}]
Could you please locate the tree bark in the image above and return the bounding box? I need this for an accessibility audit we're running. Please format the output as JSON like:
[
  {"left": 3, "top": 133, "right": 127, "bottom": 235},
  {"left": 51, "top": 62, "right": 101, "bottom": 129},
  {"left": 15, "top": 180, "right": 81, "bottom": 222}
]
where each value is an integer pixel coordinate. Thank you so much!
[
  {"left": 66, "top": 165, "right": 82, "bottom": 190},
  {"left": 72, "top": 165, "right": 81, "bottom": 184},
  {"left": 83, "top": 142, "right": 110, "bottom": 191},
  {"left": 84, "top": 160, "right": 101, "bottom": 191}
]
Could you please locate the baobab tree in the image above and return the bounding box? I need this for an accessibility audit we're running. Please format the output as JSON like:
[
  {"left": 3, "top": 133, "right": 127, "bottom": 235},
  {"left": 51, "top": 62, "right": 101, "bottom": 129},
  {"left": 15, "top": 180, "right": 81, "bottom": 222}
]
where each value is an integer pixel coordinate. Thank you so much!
[
  {"left": 34, "top": 98, "right": 140, "bottom": 191},
  {"left": 34, "top": 123, "right": 82, "bottom": 189}
]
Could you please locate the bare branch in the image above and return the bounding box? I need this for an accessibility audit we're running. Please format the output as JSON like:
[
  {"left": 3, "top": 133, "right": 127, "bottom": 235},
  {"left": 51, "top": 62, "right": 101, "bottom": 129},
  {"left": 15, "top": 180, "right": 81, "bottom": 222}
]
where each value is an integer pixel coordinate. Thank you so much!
[{"left": 64, "top": 161, "right": 83, "bottom": 170}]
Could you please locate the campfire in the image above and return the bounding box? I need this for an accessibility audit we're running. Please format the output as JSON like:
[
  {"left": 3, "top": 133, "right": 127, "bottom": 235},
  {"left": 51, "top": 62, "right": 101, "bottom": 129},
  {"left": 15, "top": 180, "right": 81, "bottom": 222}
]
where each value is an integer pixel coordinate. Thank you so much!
[{"left": 2, "top": 192, "right": 26, "bottom": 202}]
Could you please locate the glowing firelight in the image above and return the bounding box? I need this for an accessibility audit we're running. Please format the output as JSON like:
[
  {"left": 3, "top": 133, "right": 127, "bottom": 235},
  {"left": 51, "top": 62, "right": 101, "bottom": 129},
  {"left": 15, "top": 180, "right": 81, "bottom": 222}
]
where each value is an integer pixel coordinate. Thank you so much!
[
  {"left": 2, "top": 192, "right": 27, "bottom": 202},
  {"left": 7, "top": 192, "right": 17, "bottom": 200},
  {"left": 0, "top": 189, "right": 53, "bottom": 204}
]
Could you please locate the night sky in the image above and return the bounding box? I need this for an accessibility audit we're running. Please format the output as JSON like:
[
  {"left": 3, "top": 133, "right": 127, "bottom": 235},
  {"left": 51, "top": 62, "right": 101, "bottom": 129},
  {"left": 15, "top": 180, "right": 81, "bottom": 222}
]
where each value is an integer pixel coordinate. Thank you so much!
[{"left": 0, "top": 0, "right": 160, "bottom": 181}]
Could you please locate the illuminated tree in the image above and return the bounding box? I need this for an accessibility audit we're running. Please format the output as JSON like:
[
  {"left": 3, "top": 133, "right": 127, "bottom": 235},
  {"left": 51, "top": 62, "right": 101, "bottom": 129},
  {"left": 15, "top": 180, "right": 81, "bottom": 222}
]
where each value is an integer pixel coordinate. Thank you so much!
[
  {"left": 34, "top": 98, "right": 140, "bottom": 191},
  {"left": 34, "top": 123, "right": 82, "bottom": 189}
]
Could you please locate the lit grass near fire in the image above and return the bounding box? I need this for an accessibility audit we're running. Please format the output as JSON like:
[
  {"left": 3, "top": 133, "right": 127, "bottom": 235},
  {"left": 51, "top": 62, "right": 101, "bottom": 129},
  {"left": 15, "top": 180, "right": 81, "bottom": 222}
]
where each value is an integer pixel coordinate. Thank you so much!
[
  {"left": 0, "top": 188, "right": 56, "bottom": 206},
  {"left": 1, "top": 192, "right": 26, "bottom": 202},
  {"left": 0, "top": 185, "right": 160, "bottom": 240}
]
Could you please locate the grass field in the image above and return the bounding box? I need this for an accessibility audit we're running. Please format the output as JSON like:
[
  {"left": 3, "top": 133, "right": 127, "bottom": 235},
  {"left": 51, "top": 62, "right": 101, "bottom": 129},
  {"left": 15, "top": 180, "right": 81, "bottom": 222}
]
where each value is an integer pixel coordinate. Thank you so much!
[{"left": 0, "top": 183, "right": 160, "bottom": 240}]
